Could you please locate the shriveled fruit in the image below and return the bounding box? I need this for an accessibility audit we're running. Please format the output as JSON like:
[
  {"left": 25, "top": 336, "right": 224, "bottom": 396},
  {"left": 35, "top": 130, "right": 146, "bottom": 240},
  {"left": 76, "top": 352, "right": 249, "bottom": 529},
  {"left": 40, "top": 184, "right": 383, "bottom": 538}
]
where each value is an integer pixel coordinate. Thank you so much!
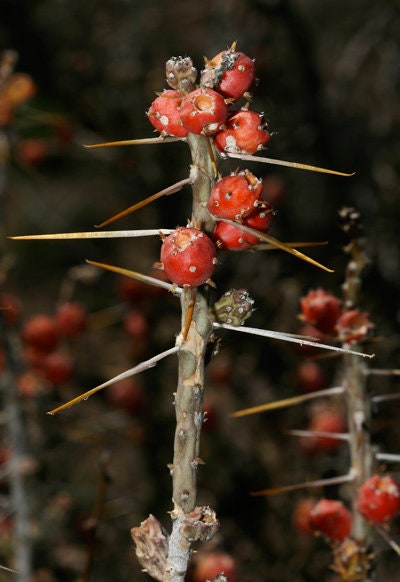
[
  {"left": 160, "top": 227, "right": 218, "bottom": 287},
  {"left": 179, "top": 88, "right": 228, "bottom": 136},
  {"left": 357, "top": 474, "right": 400, "bottom": 524},
  {"left": 207, "top": 170, "right": 263, "bottom": 220}
]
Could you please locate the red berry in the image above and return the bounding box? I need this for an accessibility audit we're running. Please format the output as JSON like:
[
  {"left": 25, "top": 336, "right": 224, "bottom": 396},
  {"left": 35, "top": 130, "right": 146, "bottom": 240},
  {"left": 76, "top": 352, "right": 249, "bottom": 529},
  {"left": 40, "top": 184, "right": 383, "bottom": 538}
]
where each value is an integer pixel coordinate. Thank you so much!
[
  {"left": 55, "top": 301, "right": 87, "bottom": 337},
  {"left": 309, "top": 499, "right": 352, "bottom": 541},
  {"left": 201, "top": 49, "right": 256, "bottom": 100},
  {"left": 41, "top": 351, "right": 74, "bottom": 385},
  {"left": 16, "top": 371, "right": 44, "bottom": 399},
  {"left": 300, "top": 289, "right": 342, "bottom": 336},
  {"left": 117, "top": 277, "right": 147, "bottom": 304},
  {"left": 296, "top": 360, "right": 327, "bottom": 393},
  {"left": 193, "top": 551, "right": 236, "bottom": 582},
  {"left": 160, "top": 227, "right": 217, "bottom": 287},
  {"left": 147, "top": 89, "right": 188, "bottom": 137},
  {"left": 179, "top": 88, "right": 228, "bottom": 136},
  {"left": 214, "top": 109, "right": 271, "bottom": 154},
  {"left": 301, "top": 409, "right": 347, "bottom": 454},
  {"left": 335, "top": 309, "right": 373, "bottom": 343},
  {"left": 22, "top": 314, "right": 59, "bottom": 352},
  {"left": 123, "top": 310, "right": 149, "bottom": 340},
  {"left": 357, "top": 474, "right": 400, "bottom": 524},
  {"left": 106, "top": 378, "right": 146, "bottom": 416},
  {"left": 0, "top": 293, "right": 22, "bottom": 326},
  {"left": 292, "top": 497, "right": 317, "bottom": 535},
  {"left": 212, "top": 204, "right": 273, "bottom": 251},
  {"left": 207, "top": 170, "right": 263, "bottom": 220},
  {"left": 17, "top": 138, "right": 50, "bottom": 166}
]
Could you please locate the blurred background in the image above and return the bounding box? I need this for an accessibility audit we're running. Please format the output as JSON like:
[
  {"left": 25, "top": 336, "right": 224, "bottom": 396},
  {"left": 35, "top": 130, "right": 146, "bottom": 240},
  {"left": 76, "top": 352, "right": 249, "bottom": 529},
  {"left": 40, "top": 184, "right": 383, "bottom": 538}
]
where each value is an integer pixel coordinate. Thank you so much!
[{"left": 0, "top": 0, "right": 399, "bottom": 580}]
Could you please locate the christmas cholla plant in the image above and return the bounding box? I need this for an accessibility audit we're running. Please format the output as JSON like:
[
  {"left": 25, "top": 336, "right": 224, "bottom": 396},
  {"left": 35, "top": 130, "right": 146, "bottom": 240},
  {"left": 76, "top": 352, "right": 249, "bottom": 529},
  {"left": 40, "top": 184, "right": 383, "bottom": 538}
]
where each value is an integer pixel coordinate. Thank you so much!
[{"left": 12, "top": 44, "right": 371, "bottom": 581}]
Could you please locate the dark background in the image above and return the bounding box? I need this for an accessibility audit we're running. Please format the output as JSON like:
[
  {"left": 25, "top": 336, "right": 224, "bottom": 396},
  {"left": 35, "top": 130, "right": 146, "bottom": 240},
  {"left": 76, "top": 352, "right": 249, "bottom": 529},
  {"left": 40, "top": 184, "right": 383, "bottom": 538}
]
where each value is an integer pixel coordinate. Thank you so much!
[{"left": 1, "top": 1, "right": 400, "bottom": 580}]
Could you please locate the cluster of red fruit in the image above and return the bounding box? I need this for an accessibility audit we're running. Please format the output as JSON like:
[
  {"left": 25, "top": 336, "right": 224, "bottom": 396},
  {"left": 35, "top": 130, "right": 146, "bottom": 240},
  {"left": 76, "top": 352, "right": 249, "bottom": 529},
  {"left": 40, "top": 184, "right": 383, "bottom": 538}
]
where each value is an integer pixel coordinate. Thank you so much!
[
  {"left": 300, "top": 288, "right": 373, "bottom": 344},
  {"left": 146, "top": 46, "right": 274, "bottom": 287},
  {"left": 19, "top": 301, "right": 87, "bottom": 392},
  {"left": 293, "top": 474, "right": 400, "bottom": 542},
  {"left": 147, "top": 48, "right": 269, "bottom": 152}
]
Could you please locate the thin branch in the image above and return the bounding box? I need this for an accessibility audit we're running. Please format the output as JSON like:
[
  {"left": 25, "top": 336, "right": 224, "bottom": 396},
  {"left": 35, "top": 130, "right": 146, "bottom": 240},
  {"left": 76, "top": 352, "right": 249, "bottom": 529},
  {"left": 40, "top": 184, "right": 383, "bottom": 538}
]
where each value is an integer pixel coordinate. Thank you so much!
[
  {"left": 222, "top": 151, "right": 355, "bottom": 176},
  {"left": 213, "top": 322, "right": 374, "bottom": 358},
  {"left": 218, "top": 218, "right": 333, "bottom": 272},
  {"left": 83, "top": 136, "right": 185, "bottom": 148},
  {"left": 371, "top": 393, "right": 400, "bottom": 404},
  {"left": 251, "top": 471, "right": 355, "bottom": 497},
  {"left": 230, "top": 386, "right": 345, "bottom": 418},
  {"left": 255, "top": 240, "right": 328, "bottom": 251},
  {"left": 9, "top": 229, "right": 173, "bottom": 241},
  {"left": 86, "top": 260, "right": 182, "bottom": 295},
  {"left": 95, "top": 177, "right": 192, "bottom": 228},
  {"left": 375, "top": 524, "right": 400, "bottom": 557},
  {"left": 365, "top": 368, "right": 400, "bottom": 376},
  {"left": 284, "top": 428, "right": 350, "bottom": 441},
  {"left": 0, "top": 564, "right": 18, "bottom": 574},
  {"left": 375, "top": 453, "right": 400, "bottom": 464},
  {"left": 47, "top": 346, "right": 179, "bottom": 415}
]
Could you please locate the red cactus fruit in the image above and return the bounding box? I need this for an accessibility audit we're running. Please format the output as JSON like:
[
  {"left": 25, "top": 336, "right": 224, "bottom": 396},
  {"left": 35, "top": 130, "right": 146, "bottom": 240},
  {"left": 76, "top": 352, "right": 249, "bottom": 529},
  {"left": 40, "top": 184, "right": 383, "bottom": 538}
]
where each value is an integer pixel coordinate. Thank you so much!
[
  {"left": 147, "top": 89, "right": 188, "bottom": 137},
  {"left": 214, "top": 109, "right": 271, "bottom": 154},
  {"left": 301, "top": 409, "right": 347, "bottom": 454},
  {"left": 292, "top": 497, "right": 317, "bottom": 535},
  {"left": 357, "top": 474, "right": 400, "bottom": 524},
  {"left": 300, "top": 288, "right": 342, "bottom": 336},
  {"left": 22, "top": 314, "right": 59, "bottom": 352},
  {"left": 335, "top": 309, "right": 373, "bottom": 343},
  {"left": 296, "top": 360, "right": 327, "bottom": 393},
  {"left": 193, "top": 551, "right": 236, "bottom": 582},
  {"left": 160, "top": 227, "right": 218, "bottom": 287},
  {"left": 207, "top": 170, "right": 263, "bottom": 220},
  {"left": 179, "top": 88, "right": 228, "bottom": 136},
  {"left": 41, "top": 351, "right": 74, "bottom": 385},
  {"left": 309, "top": 499, "right": 352, "bottom": 541},
  {"left": 201, "top": 49, "right": 256, "bottom": 100},
  {"left": 55, "top": 301, "right": 87, "bottom": 337},
  {"left": 212, "top": 204, "right": 273, "bottom": 251}
]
